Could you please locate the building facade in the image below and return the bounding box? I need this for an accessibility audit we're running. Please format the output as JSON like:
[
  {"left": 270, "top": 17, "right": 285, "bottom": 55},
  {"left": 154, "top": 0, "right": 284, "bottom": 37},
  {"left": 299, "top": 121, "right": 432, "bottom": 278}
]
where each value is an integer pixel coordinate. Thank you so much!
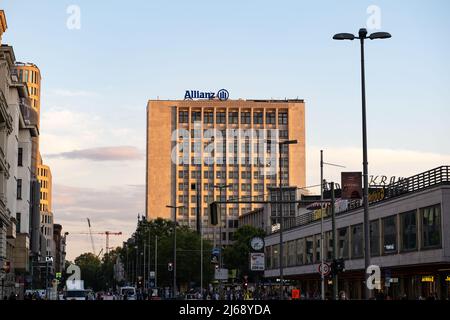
[
  {"left": 146, "top": 98, "right": 305, "bottom": 244},
  {"left": 264, "top": 166, "right": 450, "bottom": 300}
]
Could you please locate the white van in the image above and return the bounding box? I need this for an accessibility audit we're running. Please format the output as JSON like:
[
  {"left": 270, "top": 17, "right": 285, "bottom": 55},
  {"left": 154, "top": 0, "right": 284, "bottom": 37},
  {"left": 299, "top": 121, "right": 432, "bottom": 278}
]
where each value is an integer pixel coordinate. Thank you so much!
[{"left": 65, "top": 289, "right": 88, "bottom": 301}]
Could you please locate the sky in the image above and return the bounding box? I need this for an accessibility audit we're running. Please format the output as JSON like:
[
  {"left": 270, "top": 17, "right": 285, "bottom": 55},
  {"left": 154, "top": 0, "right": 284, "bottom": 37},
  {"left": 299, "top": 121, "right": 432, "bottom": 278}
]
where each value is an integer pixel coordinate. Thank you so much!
[{"left": 1, "top": 0, "right": 449, "bottom": 261}]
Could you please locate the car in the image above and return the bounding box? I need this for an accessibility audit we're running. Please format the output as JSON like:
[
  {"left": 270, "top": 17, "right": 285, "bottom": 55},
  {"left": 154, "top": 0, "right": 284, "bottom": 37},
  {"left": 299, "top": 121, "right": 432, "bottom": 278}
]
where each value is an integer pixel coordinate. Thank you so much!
[{"left": 119, "top": 286, "right": 137, "bottom": 300}]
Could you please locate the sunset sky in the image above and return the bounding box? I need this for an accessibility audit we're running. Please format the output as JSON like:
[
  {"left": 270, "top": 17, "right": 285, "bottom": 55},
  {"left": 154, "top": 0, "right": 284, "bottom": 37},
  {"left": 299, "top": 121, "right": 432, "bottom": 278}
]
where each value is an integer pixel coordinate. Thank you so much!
[{"left": 2, "top": 0, "right": 449, "bottom": 260}]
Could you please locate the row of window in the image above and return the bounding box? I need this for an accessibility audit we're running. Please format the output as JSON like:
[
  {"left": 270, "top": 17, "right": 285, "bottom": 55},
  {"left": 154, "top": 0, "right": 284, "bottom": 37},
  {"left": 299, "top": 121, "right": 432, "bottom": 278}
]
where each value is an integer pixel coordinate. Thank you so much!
[
  {"left": 18, "top": 69, "right": 39, "bottom": 85},
  {"left": 180, "top": 170, "right": 286, "bottom": 179},
  {"left": 179, "top": 110, "right": 288, "bottom": 125},
  {"left": 265, "top": 204, "right": 442, "bottom": 269},
  {"left": 39, "top": 167, "right": 49, "bottom": 178},
  {"left": 176, "top": 206, "right": 250, "bottom": 217},
  {"left": 40, "top": 204, "right": 49, "bottom": 212}
]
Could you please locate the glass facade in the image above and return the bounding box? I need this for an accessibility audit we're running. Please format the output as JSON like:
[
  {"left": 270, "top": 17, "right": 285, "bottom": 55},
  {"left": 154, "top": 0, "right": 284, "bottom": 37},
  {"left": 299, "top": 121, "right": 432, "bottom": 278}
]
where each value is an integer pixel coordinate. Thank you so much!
[
  {"left": 351, "top": 224, "right": 363, "bottom": 258},
  {"left": 401, "top": 210, "right": 417, "bottom": 251}
]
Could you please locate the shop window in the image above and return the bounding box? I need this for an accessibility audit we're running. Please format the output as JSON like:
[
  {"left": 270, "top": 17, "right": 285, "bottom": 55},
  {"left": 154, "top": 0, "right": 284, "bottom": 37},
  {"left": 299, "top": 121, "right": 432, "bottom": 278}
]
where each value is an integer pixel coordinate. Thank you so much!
[
  {"left": 421, "top": 205, "right": 441, "bottom": 249},
  {"left": 338, "top": 227, "right": 349, "bottom": 259},
  {"left": 401, "top": 210, "right": 417, "bottom": 251},
  {"left": 370, "top": 220, "right": 380, "bottom": 257},
  {"left": 383, "top": 215, "right": 397, "bottom": 254},
  {"left": 351, "top": 224, "right": 363, "bottom": 259}
]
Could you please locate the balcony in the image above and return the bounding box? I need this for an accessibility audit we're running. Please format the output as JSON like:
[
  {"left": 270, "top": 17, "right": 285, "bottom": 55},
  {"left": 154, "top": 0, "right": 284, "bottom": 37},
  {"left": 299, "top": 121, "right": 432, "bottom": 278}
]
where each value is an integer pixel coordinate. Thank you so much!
[{"left": 20, "top": 98, "right": 39, "bottom": 127}]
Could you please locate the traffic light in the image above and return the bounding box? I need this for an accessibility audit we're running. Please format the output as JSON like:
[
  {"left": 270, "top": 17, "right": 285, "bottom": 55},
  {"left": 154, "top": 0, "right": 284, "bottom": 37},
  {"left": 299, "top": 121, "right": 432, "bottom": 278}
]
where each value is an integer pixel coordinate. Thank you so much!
[
  {"left": 331, "top": 258, "right": 345, "bottom": 275},
  {"left": 168, "top": 262, "right": 173, "bottom": 272},
  {"left": 137, "top": 276, "right": 143, "bottom": 288},
  {"left": 209, "top": 202, "right": 218, "bottom": 226}
]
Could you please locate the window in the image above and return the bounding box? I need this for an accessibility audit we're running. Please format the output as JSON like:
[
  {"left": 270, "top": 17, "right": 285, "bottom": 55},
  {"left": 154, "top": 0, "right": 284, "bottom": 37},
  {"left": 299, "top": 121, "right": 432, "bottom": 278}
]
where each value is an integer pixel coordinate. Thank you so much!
[
  {"left": 383, "top": 216, "right": 397, "bottom": 254},
  {"left": 241, "top": 184, "right": 251, "bottom": 192},
  {"left": 279, "top": 130, "right": 288, "bottom": 139},
  {"left": 179, "top": 110, "right": 189, "bottom": 123},
  {"left": 241, "top": 112, "right": 251, "bottom": 124},
  {"left": 266, "top": 112, "right": 275, "bottom": 124},
  {"left": 338, "top": 227, "right": 349, "bottom": 259},
  {"left": 241, "top": 171, "right": 251, "bottom": 179},
  {"left": 229, "top": 171, "right": 238, "bottom": 179},
  {"left": 191, "top": 171, "right": 201, "bottom": 179},
  {"left": 18, "top": 148, "right": 23, "bottom": 167},
  {"left": 204, "top": 171, "right": 213, "bottom": 179},
  {"left": 253, "top": 112, "right": 263, "bottom": 124},
  {"left": 326, "top": 231, "right": 333, "bottom": 261},
  {"left": 351, "top": 224, "right": 363, "bottom": 258},
  {"left": 254, "top": 184, "right": 264, "bottom": 192},
  {"left": 296, "top": 238, "right": 304, "bottom": 265},
  {"left": 272, "top": 244, "right": 279, "bottom": 268},
  {"left": 216, "top": 171, "right": 226, "bottom": 179},
  {"left": 421, "top": 205, "right": 441, "bottom": 248},
  {"left": 17, "top": 179, "right": 22, "bottom": 200},
  {"left": 288, "top": 241, "right": 296, "bottom": 267},
  {"left": 216, "top": 111, "right": 225, "bottom": 124},
  {"left": 228, "top": 112, "right": 238, "bottom": 124},
  {"left": 204, "top": 112, "right": 214, "bottom": 124},
  {"left": 16, "top": 213, "right": 21, "bottom": 232},
  {"left": 401, "top": 210, "right": 417, "bottom": 251},
  {"left": 191, "top": 111, "right": 201, "bottom": 123},
  {"left": 278, "top": 112, "right": 288, "bottom": 125},
  {"left": 305, "top": 236, "right": 314, "bottom": 264},
  {"left": 315, "top": 234, "right": 321, "bottom": 263},
  {"left": 370, "top": 220, "right": 380, "bottom": 257}
]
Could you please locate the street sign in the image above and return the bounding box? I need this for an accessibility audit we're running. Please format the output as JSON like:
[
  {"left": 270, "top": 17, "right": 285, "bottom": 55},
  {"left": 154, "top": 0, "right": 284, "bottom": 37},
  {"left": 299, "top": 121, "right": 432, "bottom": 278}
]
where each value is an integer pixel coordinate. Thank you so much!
[
  {"left": 149, "top": 271, "right": 155, "bottom": 279},
  {"left": 214, "top": 268, "right": 228, "bottom": 280},
  {"left": 318, "top": 262, "right": 331, "bottom": 276},
  {"left": 249, "top": 253, "right": 265, "bottom": 271},
  {"left": 45, "top": 256, "right": 53, "bottom": 262}
]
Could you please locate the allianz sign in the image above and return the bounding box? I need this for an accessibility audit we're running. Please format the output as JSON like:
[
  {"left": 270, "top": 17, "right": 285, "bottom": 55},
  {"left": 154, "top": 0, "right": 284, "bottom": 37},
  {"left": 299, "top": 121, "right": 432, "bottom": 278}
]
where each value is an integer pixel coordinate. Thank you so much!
[{"left": 184, "top": 89, "right": 229, "bottom": 101}]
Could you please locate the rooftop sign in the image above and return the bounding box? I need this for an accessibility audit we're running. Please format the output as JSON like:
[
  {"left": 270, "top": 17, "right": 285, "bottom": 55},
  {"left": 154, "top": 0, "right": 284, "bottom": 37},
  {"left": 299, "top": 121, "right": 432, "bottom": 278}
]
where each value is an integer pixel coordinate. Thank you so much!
[{"left": 184, "top": 89, "right": 229, "bottom": 101}]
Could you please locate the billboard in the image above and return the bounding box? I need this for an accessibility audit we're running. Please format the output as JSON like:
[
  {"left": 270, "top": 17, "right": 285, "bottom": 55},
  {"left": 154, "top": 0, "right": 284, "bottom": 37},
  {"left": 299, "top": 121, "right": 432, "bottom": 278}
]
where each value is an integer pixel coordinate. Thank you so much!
[
  {"left": 250, "top": 253, "right": 265, "bottom": 271},
  {"left": 341, "top": 172, "right": 363, "bottom": 200}
]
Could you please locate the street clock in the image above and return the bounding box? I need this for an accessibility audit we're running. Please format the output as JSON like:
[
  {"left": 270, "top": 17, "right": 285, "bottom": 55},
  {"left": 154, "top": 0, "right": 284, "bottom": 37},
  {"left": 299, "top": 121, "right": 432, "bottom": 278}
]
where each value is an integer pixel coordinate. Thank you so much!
[{"left": 250, "top": 237, "right": 264, "bottom": 251}]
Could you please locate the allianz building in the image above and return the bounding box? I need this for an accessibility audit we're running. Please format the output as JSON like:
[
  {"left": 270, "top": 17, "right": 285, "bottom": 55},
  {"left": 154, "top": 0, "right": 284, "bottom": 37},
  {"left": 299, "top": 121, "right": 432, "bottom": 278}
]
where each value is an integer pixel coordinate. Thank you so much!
[{"left": 264, "top": 166, "right": 450, "bottom": 299}]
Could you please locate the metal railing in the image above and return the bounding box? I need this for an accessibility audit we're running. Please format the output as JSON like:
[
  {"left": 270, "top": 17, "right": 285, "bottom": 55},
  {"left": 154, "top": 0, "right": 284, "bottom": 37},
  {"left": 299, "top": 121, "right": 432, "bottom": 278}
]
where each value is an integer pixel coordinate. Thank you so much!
[{"left": 276, "top": 166, "right": 450, "bottom": 233}]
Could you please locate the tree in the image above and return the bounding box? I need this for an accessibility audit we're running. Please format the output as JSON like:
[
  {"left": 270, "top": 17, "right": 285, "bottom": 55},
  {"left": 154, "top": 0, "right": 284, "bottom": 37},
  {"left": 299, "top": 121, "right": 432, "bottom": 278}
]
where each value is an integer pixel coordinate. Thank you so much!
[
  {"left": 223, "top": 225, "right": 265, "bottom": 281},
  {"left": 74, "top": 252, "right": 102, "bottom": 291}
]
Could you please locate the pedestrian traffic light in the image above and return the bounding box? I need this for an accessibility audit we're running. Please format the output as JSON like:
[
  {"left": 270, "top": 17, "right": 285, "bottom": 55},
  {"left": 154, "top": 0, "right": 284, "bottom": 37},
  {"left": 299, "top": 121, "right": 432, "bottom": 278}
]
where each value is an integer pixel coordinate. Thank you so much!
[
  {"left": 168, "top": 262, "right": 173, "bottom": 272},
  {"left": 209, "top": 202, "right": 218, "bottom": 225}
]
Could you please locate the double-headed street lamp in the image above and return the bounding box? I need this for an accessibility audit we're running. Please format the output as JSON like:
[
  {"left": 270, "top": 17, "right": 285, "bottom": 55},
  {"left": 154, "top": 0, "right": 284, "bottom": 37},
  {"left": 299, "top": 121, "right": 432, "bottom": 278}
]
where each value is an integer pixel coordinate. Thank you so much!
[
  {"left": 166, "top": 204, "right": 184, "bottom": 299},
  {"left": 333, "top": 28, "right": 391, "bottom": 299},
  {"left": 277, "top": 139, "right": 297, "bottom": 300}
]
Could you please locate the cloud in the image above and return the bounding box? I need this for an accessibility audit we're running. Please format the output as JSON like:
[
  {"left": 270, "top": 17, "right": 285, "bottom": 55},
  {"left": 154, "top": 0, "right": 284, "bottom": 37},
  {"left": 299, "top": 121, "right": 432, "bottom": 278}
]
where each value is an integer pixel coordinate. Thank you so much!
[
  {"left": 53, "top": 184, "right": 145, "bottom": 260},
  {"left": 46, "top": 146, "right": 144, "bottom": 161}
]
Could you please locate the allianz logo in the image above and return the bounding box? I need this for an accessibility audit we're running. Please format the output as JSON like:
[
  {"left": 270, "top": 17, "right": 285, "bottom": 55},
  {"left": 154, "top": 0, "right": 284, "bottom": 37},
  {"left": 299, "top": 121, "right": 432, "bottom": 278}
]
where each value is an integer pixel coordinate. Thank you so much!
[{"left": 184, "top": 89, "right": 229, "bottom": 101}]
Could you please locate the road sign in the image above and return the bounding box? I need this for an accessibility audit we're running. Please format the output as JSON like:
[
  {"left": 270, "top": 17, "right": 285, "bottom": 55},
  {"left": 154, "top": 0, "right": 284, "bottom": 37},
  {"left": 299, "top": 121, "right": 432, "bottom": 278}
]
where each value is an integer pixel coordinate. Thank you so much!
[
  {"left": 149, "top": 271, "right": 155, "bottom": 279},
  {"left": 214, "top": 268, "right": 228, "bottom": 280},
  {"left": 249, "top": 253, "right": 265, "bottom": 271},
  {"left": 318, "top": 262, "right": 331, "bottom": 276}
]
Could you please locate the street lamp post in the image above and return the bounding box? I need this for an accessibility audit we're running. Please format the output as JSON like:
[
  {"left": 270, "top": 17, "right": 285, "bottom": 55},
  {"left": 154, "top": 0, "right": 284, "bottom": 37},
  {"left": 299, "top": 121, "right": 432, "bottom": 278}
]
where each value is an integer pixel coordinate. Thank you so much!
[
  {"left": 333, "top": 28, "right": 391, "bottom": 299},
  {"left": 166, "top": 205, "right": 184, "bottom": 299},
  {"left": 277, "top": 139, "right": 297, "bottom": 300},
  {"left": 213, "top": 184, "right": 231, "bottom": 299}
]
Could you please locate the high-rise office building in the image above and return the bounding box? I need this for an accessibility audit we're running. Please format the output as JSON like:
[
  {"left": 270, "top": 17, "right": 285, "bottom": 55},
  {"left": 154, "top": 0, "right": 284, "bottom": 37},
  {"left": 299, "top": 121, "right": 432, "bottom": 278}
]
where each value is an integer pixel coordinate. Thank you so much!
[{"left": 146, "top": 98, "right": 305, "bottom": 244}]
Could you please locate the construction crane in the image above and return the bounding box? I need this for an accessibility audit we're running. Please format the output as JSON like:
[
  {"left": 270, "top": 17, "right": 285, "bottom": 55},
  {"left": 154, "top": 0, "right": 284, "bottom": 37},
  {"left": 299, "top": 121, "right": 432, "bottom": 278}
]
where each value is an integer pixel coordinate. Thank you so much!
[
  {"left": 87, "top": 218, "right": 96, "bottom": 255},
  {"left": 71, "top": 230, "right": 123, "bottom": 256}
]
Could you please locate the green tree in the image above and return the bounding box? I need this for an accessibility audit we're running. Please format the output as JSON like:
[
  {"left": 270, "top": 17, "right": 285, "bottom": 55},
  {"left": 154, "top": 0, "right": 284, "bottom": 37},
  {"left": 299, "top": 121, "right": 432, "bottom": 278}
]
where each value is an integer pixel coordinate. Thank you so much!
[
  {"left": 74, "top": 252, "right": 102, "bottom": 291},
  {"left": 223, "top": 225, "right": 265, "bottom": 281}
]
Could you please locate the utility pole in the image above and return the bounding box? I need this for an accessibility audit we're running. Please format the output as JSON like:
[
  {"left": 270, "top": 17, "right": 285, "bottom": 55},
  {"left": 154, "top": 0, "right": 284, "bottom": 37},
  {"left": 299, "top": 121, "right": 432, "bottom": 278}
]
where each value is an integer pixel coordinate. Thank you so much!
[
  {"left": 331, "top": 182, "right": 338, "bottom": 300},
  {"left": 166, "top": 205, "right": 183, "bottom": 298},
  {"left": 154, "top": 235, "right": 158, "bottom": 289},
  {"left": 320, "top": 150, "right": 325, "bottom": 300}
]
